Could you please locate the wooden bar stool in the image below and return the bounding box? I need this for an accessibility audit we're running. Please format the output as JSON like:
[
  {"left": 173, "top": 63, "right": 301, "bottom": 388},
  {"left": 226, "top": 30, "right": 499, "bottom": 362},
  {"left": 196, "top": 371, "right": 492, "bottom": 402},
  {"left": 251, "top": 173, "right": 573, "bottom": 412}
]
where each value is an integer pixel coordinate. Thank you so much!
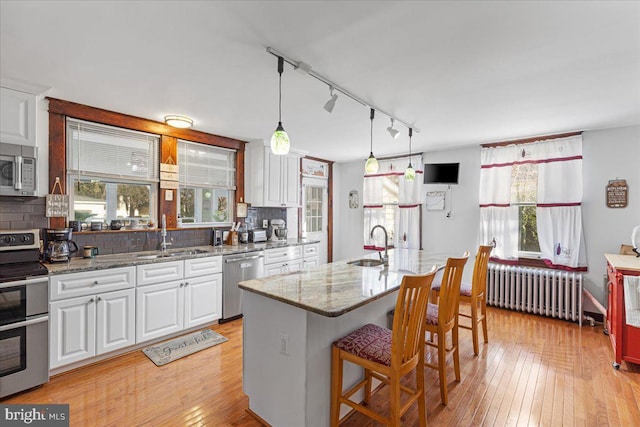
[
  {"left": 330, "top": 268, "right": 437, "bottom": 427},
  {"left": 424, "top": 253, "right": 469, "bottom": 405},
  {"left": 431, "top": 245, "right": 492, "bottom": 355}
]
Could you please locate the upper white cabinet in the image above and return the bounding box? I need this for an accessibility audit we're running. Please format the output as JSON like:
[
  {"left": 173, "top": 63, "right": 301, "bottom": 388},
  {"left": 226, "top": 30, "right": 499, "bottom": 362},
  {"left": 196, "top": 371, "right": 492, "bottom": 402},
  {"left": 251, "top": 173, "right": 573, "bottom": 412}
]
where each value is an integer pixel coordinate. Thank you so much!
[
  {"left": 245, "top": 142, "right": 304, "bottom": 207},
  {"left": 0, "top": 87, "right": 37, "bottom": 146}
]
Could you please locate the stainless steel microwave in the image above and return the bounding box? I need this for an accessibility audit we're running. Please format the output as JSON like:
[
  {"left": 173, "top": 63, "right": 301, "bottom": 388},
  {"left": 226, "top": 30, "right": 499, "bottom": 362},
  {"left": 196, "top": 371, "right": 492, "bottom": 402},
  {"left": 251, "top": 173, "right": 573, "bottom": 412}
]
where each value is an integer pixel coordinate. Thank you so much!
[{"left": 0, "top": 142, "right": 37, "bottom": 196}]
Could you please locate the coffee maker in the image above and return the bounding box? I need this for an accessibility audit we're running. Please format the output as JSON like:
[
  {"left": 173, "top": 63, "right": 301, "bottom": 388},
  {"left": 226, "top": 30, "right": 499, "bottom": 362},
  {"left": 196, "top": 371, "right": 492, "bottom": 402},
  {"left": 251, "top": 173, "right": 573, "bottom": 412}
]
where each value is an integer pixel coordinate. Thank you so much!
[{"left": 44, "top": 228, "right": 78, "bottom": 263}]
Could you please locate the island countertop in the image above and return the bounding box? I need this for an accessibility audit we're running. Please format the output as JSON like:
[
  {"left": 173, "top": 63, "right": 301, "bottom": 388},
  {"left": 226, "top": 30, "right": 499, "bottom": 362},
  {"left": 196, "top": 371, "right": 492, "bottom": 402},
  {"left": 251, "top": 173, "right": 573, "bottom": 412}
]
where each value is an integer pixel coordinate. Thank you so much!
[{"left": 238, "top": 249, "right": 451, "bottom": 317}]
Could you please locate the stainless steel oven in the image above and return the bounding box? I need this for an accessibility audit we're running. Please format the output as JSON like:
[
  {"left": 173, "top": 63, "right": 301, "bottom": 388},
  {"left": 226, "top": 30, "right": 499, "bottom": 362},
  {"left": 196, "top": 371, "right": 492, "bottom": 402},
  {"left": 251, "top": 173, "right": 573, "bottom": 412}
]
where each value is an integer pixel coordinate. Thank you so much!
[
  {"left": 0, "top": 142, "right": 37, "bottom": 196},
  {"left": 0, "top": 229, "right": 49, "bottom": 398}
]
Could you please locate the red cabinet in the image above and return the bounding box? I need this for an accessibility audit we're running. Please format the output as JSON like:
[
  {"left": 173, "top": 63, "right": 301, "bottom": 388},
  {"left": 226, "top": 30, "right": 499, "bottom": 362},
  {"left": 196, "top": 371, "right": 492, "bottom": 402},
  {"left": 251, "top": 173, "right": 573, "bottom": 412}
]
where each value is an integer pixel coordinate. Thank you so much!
[{"left": 606, "top": 254, "right": 640, "bottom": 369}]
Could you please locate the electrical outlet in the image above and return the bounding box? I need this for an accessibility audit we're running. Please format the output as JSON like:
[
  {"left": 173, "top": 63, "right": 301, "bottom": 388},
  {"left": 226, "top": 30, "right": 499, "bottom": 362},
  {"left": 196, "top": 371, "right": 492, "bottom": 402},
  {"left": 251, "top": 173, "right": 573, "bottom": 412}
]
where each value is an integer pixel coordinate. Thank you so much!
[
  {"left": 263, "top": 219, "right": 269, "bottom": 228},
  {"left": 280, "top": 333, "right": 290, "bottom": 356}
]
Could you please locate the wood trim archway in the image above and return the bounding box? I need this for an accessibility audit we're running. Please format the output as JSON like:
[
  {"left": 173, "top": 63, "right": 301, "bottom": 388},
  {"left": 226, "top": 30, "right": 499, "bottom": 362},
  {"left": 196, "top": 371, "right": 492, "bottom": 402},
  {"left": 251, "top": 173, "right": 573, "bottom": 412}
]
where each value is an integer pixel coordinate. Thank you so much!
[{"left": 299, "top": 156, "right": 334, "bottom": 263}]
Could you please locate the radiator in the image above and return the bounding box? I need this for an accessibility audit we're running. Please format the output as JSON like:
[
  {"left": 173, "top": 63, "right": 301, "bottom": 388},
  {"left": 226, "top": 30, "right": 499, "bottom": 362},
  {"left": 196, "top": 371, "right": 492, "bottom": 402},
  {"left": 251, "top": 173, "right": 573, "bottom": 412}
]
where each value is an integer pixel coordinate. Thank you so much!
[{"left": 486, "top": 263, "right": 583, "bottom": 325}]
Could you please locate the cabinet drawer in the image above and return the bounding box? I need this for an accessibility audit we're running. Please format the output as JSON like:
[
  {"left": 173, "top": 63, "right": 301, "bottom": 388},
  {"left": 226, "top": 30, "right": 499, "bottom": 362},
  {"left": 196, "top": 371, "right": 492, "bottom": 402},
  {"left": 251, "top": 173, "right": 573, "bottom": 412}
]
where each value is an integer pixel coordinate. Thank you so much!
[
  {"left": 137, "top": 260, "right": 184, "bottom": 287},
  {"left": 185, "top": 256, "right": 222, "bottom": 278},
  {"left": 265, "top": 246, "right": 302, "bottom": 265},
  {"left": 50, "top": 266, "right": 135, "bottom": 301},
  {"left": 303, "top": 243, "right": 319, "bottom": 258}
]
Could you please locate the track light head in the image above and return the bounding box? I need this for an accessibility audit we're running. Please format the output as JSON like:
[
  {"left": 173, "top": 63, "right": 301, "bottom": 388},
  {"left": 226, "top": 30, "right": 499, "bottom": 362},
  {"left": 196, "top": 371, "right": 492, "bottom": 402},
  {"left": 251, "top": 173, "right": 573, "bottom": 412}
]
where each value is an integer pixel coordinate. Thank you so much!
[
  {"left": 387, "top": 118, "right": 399, "bottom": 139},
  {"left": 324, "top": 87, "right": 338, "bottom": 113}
]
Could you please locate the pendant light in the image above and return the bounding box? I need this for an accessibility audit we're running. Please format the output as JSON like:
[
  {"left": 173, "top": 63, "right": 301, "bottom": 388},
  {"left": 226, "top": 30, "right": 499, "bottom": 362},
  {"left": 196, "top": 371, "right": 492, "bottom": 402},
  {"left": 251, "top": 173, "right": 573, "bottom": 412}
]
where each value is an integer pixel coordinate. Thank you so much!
[
  {"left": 364, "top": 108, "right": 379, "bottom": 174},
  {"left": 270, "top": 56, "right": 290, "bottom": 155},
  {"left": 404, "top": 127, "right": 415, "bottom": 181}
]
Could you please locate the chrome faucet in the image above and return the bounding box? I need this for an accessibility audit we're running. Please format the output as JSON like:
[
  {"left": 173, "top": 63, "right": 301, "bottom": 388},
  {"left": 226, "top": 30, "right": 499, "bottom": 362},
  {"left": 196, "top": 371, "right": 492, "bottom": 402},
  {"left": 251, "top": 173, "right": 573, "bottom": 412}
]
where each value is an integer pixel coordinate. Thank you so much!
[
  {"left": 370, "top": 225, "right": 389, "bottom": 266},
  {"left": 159, "top": 214, "right": 171, "bottom": 253}
]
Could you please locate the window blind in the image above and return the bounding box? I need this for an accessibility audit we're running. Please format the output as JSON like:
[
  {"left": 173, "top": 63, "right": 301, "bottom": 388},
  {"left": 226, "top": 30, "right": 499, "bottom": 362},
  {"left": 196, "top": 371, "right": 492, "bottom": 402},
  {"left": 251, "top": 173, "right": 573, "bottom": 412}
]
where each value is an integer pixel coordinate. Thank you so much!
[
  {"left": 178, "top": 140, "right": 236, "bottom": 189},
  {"left": 67, "top": 119, "right": 159, "bottom": 181}
]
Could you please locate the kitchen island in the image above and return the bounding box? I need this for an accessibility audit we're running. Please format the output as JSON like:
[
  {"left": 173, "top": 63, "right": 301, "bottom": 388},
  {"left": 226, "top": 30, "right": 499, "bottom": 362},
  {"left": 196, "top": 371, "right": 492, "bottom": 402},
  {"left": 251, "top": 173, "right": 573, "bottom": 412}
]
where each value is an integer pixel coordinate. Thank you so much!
[{"left": 239, "top": 249, "right": 451, "bottom": 427}]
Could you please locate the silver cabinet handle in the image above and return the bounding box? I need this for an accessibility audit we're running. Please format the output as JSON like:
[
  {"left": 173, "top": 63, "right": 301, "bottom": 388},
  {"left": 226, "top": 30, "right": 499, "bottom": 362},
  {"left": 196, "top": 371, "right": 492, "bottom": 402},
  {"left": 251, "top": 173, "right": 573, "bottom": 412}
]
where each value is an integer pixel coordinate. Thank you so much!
[
  {"left": 88, "top": 298, "right": 95, "bottom": 303},
  {"left": 180, "top": 283, "right": 184, "bottom": 288},
  {"left": 0, "top": 315, "right": 48, "bottom": 332},
  {"left": 184, "top": 282, "right": 189, "bottom": 287},
  {"left": 96, "top": 296, "right": 102, "bottom": 302}
]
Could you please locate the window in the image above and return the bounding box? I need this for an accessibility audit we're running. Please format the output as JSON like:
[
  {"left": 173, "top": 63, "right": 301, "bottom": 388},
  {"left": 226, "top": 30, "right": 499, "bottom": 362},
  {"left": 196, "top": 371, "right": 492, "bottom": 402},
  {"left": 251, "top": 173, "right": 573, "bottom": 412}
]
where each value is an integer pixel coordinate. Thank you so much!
[
  {"left": 66, "top": 119, "right": 159, "bottom": 224},
  {"left": 178, "top": 140, "right": 236, "bottom": 226},
  {"left": 511, "top": 163, "right": 540, "bottom": 254},
  {"left": 304, "top": 185, "right": 324, "bottom": 233}
]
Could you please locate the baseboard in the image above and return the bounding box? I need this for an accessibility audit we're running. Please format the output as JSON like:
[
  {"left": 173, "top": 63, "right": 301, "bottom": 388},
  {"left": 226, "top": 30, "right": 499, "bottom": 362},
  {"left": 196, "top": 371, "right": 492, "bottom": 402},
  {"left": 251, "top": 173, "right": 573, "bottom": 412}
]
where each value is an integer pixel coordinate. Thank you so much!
[{"left": 584, "top": 310, "right": 604, "bottom": 323}]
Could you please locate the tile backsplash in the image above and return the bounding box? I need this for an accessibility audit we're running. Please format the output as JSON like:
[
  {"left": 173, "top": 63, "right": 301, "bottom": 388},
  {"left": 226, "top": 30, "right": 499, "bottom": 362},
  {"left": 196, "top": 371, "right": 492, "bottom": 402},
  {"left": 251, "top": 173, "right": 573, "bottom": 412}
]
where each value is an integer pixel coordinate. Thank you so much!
[{"left": 0, "top": 196, "right": 48, "bottom": 230}]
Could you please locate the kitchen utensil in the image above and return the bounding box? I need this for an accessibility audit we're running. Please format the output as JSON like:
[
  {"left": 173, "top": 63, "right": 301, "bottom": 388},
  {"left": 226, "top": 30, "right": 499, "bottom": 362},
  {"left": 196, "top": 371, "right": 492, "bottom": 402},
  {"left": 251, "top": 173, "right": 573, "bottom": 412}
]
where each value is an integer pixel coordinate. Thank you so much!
[
  {"left": 110, "top": 220, "right": 122, "bottom": 230},
  {"left": 82, "top": 246, "right": 99, "bottom": 258},
  {"left": 91, "top": 221, "right": 103, "bottom": 231},
  {"left": 68, "top": 220, "right": 82, "bottom": 232}
]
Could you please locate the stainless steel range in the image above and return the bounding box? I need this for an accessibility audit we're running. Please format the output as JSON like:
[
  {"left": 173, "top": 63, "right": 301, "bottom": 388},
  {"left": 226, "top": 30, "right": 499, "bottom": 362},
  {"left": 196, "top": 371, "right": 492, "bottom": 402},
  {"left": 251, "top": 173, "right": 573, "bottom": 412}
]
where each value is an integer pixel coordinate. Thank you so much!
[{"left": 0, "top": 229, "right": 49, "bottom": 398}]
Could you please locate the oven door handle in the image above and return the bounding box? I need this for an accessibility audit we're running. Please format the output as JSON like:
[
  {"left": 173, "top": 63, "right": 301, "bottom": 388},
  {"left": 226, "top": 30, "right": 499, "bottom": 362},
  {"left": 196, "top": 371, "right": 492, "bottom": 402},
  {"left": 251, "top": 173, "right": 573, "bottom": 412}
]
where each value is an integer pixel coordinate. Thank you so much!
[
  {"left": 0, "top": 315, "right": 48, "bottom": 332},
  {"left": 0, "top": 277, "right": 48, "bottom": 289}
]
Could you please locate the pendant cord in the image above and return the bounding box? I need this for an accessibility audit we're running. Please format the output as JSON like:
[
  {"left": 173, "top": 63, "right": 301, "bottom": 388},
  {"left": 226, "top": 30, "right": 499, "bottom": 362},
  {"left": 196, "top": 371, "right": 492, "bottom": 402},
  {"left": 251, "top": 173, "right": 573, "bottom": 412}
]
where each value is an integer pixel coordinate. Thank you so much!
[
  {"left": 370, "top": 108, "right": 375, "bottom": 153},
  {"left": 277, "top": 56, "right": 284, "bottom": 123}
]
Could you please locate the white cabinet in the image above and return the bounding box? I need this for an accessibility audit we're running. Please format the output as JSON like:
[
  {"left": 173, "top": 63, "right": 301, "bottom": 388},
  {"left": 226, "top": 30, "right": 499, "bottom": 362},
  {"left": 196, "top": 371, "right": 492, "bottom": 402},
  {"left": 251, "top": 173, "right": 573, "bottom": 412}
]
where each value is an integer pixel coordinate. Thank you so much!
[
  {"left": 264, "top": 246, "right": 303, "bottom": 277},
  {"left": 0, "top": 87, "right": 37, "bottom": 146},
  {"left": 50, "top": 287, "right": 135, "bottom": 369},
  {"left": 302, "top": 242, "right": 320, "bottom": 270},
  {"left": 245, "top": 142, "right": 303, "bottom": 207},
  {"left": 135, "top": 257, "right": 222, "bottom": 343},
  {"left": 50, "top": 266, "right": 135, "bottom": 301}
]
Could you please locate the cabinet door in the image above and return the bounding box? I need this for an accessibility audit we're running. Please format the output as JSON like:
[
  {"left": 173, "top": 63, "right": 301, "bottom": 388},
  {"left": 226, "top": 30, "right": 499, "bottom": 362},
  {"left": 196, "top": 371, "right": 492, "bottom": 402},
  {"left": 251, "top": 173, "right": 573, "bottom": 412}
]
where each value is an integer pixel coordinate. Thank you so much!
[
  {"left": 303, "top": 257, "right": 320, "bottom": 270},
  {"left": 136, "top": 280, "right": 184, "bottom": 343},
  {"left": 286, "top": 259, "right": 303, "bottom": 274},
  {"left": 0, "top": 87, "right": 36, "bottom": 146},
  {"left": 137, "top": 261, "right": 183, "bottom": 287},
  {"left": 264, "top": 263, "right": 285, "bottom": 277},
  {"left": 264, "top": 148, "right": 284, "bottom": 206},
  {"left": 283, "top": 155, "right": 301, "bottom": 207},
  {"left": 184, "top": 273, "right": 222, "bottom": 329},
  {"left": 185, "top": 256, "right": 222, "bottom": 278},
  {"left": 96, "top": 289, "right": 135, "bottom": 355},
  {"left": 50, "top": 295, "right": 96, "bottom": 369}
]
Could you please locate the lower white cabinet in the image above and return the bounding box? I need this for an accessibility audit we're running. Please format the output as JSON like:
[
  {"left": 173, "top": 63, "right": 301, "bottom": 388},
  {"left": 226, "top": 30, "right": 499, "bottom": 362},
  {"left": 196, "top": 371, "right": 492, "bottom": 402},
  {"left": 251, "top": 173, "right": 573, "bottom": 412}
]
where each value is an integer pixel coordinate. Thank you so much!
[
  {"left": 302, "top": 242, "right": 320, "bottom": 270},
  {"left": 136, "top": 280, "right": 185, "bottom": 343},
  {"left": 264, "top": 246, "right": 303, "bottom": 277},
  {"left": 135, "top": 256, "right": 222, "bottom": 343},
  {"left": 50, "top": 288, "right": 135, "bottom": 369}
]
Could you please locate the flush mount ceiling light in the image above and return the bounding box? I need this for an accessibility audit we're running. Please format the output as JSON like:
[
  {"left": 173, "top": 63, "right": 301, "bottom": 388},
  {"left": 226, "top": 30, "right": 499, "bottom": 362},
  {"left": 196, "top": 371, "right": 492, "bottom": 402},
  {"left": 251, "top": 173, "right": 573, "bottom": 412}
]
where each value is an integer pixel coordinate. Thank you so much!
[
  {"left": 323, "top": 86, "right": 338, "bottom": 113},
  {"left": 270, "top": 56, "right": 291, "bottom": 155},
  {"left": 365, "top": 108, "right": 379, "bottom": 174},
  {"left": 405, "top": 128, "right": 415, "bottom": 182},
  {"left": 164, "top": 115, "right": 193, "bottom": 129},
  {"left": 387, "top": 118, "right": 399, "bottom": 139}
]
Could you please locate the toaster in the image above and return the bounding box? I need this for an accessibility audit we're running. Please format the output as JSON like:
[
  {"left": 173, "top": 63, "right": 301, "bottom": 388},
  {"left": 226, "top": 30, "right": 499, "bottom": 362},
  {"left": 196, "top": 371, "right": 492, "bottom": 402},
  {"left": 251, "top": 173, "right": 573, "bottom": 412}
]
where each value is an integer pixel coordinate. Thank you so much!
[{"left": 249, "top": 229, "right": 268, "bottom": 243}]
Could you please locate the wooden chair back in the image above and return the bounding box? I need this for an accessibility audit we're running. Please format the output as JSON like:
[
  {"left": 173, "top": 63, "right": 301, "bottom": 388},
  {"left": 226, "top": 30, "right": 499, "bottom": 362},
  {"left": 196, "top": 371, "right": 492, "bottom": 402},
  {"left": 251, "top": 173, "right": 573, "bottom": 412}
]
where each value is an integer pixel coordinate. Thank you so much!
[
  {"left": 436, "top": 253, "right": 469, "bottom": 330},
  {"left": 471, "top": 245, "right": 493, "bottom": 301},
  {"left": 391, "top": 268, "right": 437, "bottom": 367}
]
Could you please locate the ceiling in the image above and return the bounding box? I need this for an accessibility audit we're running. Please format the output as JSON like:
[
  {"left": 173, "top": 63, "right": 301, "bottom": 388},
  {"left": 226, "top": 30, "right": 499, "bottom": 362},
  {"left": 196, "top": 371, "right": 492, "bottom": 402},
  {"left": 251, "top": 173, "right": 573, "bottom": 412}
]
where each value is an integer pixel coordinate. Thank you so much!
[{"left": 1, "top": 1, "right": 639, "bottom": 163}]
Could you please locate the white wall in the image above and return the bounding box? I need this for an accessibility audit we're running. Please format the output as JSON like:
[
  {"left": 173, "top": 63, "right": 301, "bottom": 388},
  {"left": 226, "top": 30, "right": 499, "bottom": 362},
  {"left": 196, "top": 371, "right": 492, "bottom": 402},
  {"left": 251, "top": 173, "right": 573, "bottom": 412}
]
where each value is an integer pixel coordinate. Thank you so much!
[{"left": 333, "top": 125, "right": 640, "bottom": 305}]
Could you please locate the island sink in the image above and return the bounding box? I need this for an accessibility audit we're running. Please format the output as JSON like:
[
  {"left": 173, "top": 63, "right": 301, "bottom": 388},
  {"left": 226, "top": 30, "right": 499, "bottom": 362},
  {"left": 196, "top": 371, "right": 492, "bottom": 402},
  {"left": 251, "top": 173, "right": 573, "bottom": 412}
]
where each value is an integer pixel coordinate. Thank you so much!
[{"left": 347, "top": 258, "right": 385, "bottom": 267}]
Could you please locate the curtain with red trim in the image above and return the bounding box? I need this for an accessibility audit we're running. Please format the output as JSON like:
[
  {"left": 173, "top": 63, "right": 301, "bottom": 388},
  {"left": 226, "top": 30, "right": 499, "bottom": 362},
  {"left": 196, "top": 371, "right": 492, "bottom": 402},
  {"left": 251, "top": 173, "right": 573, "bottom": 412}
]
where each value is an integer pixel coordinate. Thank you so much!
[
  {"left": 478, "top": 135, "right": 587, "bottom": 270},
  {"left": 363, "top": 155, "right": 422, "bottom": 250}
]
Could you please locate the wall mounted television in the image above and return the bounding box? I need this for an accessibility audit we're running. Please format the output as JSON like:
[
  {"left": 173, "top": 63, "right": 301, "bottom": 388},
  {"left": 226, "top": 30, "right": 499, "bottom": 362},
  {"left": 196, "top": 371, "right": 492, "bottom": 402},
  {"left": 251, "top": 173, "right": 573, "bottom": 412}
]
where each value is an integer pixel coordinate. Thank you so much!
[{"left": 423, "top": 162, "right": 459, "bottom": 184}]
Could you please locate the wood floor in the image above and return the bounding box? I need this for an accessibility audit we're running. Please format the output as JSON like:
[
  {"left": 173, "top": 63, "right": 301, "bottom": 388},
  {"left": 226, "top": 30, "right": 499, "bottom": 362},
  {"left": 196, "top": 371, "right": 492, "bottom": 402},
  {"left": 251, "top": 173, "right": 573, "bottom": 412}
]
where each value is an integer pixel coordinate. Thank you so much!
[{"left": 3, "top": 307, "right": 639, "bottom": 426}]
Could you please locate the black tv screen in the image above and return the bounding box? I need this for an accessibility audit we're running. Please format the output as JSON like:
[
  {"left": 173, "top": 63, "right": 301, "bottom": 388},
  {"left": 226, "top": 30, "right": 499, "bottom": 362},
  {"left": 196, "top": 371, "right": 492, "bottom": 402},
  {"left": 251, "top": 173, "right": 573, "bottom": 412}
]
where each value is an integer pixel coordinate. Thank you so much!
[{"left": 423, "top": 163, "right": 459, "bottom": 184}]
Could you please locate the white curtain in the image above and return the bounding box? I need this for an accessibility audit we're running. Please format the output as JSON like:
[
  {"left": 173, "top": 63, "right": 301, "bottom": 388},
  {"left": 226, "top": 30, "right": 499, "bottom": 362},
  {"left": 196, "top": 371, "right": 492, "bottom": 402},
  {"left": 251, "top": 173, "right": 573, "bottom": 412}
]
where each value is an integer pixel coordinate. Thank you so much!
[
  {"left": 478, "top": 145, "right": 519, "bottom": 261},
  {"left": 363, "top": 155, "right": 422, "bottom": 250},
  {"left": 534, "top": 135, "right": 587, "bottom": 269},
  {"left": 478, "top": 135, "right": 587, "bottom": 270}
]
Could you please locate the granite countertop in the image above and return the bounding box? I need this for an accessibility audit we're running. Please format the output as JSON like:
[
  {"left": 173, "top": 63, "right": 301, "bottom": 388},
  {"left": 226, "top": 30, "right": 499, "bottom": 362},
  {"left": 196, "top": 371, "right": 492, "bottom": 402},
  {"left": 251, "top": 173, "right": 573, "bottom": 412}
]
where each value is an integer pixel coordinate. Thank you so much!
[
  {"left": 238, "top": 249, "right": 453, "bottom": 317},
  {"left": 46, "top": 238, "right": 318, "bottom": 275}
]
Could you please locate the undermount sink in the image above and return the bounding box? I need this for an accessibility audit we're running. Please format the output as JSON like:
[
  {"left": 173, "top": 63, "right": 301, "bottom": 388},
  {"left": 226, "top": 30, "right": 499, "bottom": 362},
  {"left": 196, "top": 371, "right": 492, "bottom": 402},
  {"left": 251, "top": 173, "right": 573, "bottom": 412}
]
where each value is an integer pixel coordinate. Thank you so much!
[
  {"left": 347, "top": 259, "right": 385, "bottom": 267},
  {"left": 135, "top": 249, "right": 210, "bottom": 260}
]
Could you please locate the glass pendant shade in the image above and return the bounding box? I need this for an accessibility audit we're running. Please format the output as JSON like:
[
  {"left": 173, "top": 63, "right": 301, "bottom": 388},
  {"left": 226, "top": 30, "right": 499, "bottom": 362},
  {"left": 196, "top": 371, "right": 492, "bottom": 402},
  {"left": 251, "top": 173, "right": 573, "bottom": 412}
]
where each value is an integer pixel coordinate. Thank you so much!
[
  {"left": 404, "top": 162, "right": 415, "bottom": 181},
  {"left": 365, "top": 152, "right": 379, "bottom": 174},
  {"left": 271, "top": 122, "right": 290, "bottom": 155}
]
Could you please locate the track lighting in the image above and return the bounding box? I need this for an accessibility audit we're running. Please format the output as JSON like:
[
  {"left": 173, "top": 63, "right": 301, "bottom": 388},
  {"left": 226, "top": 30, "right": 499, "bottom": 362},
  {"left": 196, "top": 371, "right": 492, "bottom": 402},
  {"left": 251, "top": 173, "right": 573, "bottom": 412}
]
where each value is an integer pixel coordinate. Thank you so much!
[
  {"left": 270, "top": 56, "right": 290, "bottom": 155},
  {"left": 323, "top": 87, "right": 338, "bottom": 113},
  {"left": 164, "top": 115, "right": 193, "bottom": 129},
  {"left": 387, "top": 118, "right": 399, "bottom": 139},
  {"left": 405, "top": 128, "right": 415, "bottom": 181},
  {"left": 365, "top": 109, "right": 379, "bottom": 174}
]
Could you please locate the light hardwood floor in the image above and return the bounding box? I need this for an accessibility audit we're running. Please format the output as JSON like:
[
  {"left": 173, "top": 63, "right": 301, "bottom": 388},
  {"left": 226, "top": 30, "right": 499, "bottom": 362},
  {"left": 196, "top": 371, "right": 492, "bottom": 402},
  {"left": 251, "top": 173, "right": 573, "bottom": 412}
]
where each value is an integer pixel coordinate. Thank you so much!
[{"left": 3, "top": 307, "right": 639, "bottom": 426}]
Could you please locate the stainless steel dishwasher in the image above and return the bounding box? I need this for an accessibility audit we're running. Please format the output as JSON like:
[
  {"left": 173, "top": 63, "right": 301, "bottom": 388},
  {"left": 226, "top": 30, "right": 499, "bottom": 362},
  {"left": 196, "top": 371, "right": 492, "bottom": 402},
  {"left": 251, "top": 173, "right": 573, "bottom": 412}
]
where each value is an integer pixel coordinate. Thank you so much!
[{"left": 221, "top": 251, "right": 264, "bottom": 323}]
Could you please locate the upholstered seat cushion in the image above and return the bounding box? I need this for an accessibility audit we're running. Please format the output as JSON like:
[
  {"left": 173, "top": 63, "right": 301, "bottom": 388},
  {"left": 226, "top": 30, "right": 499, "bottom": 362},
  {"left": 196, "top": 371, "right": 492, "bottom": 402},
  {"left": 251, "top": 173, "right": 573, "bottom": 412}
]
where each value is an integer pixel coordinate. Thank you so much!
[
  {"left": 431, "top": 279, "right": 472, "bottom": 297},
  {"left": 334, "top": 323, "right": 392, "bottom": 366},
  {"left": 426, "top": 303, "right": 439, "bottom": 325}
]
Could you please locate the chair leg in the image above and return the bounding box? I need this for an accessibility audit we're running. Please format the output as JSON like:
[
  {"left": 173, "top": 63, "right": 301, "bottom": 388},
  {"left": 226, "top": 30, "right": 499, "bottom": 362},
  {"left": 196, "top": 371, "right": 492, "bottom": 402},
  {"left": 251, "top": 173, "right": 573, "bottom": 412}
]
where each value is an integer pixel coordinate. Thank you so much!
[
  {"left": 470, "top": 301, "right": 479, "bottom": 356},
  {"left": 389, "top": 374, "right": 402, "bottom": 427},
  {"left": 481, "top": 299, "right": 489, "bottom": 343},
  {"left": 437, "top": 331, "right": 448, "bottom": 405},
  {"left": 416, "top": 354, "right": 427, "bottom": 427},
  {"left": 452, "top": 325, "right": 461, "bottom": 382},
  {"left": 330, "top": 346, "right": 342, "bottom": 427},
  {"left": 363, "top": 368, "right": 372, "bottom": 405}
]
